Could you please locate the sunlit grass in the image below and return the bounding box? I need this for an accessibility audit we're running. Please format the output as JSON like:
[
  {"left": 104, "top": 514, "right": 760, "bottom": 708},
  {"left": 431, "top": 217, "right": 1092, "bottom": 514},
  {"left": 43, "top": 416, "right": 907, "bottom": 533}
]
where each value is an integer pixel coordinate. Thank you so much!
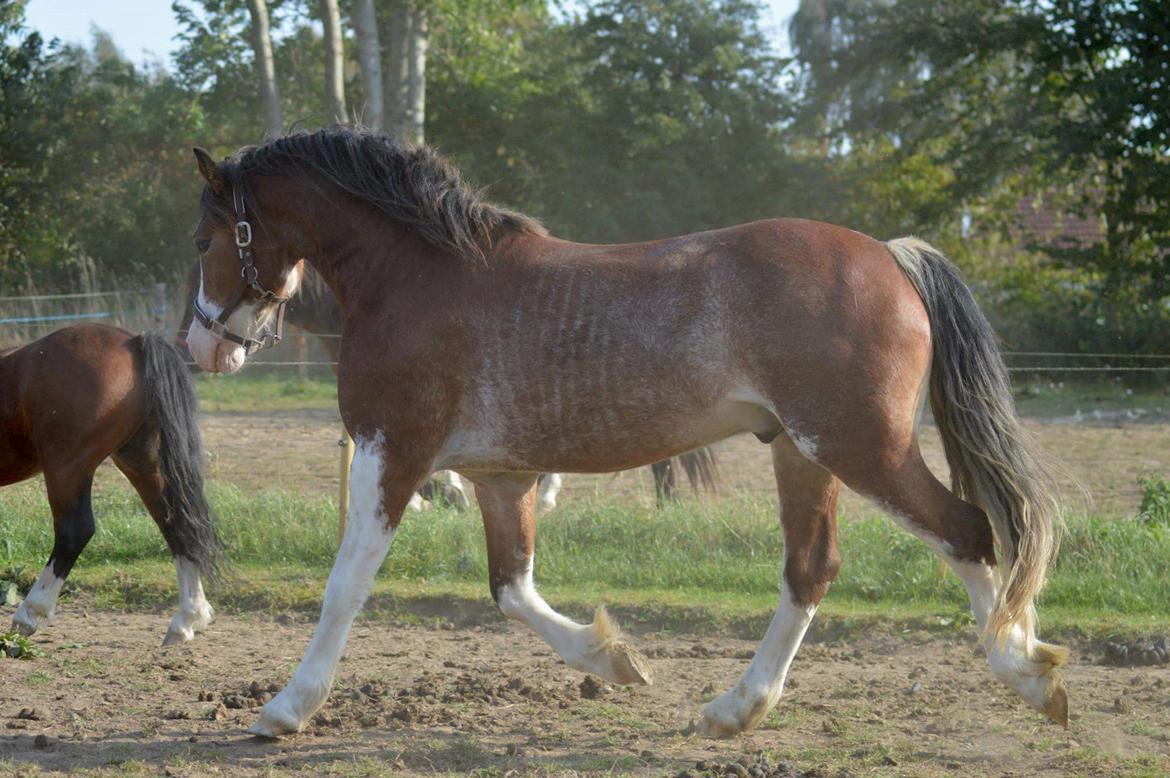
[{"left": 2, "top": 482, "right": 1166, "bottom": 635}]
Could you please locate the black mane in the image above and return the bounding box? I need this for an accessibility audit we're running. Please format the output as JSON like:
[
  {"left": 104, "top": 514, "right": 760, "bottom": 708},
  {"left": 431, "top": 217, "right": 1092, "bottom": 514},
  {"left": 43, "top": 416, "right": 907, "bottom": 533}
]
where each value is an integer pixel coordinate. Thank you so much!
[{"left": 205, "top": 126, "right": 544, "bottom": 261}]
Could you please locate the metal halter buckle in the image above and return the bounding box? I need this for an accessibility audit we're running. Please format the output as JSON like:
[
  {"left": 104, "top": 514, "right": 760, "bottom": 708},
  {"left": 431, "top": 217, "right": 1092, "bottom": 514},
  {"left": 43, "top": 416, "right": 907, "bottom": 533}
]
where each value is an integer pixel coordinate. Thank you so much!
[{"left": 234, "top": 220, "right": 253, "bottom": 247}]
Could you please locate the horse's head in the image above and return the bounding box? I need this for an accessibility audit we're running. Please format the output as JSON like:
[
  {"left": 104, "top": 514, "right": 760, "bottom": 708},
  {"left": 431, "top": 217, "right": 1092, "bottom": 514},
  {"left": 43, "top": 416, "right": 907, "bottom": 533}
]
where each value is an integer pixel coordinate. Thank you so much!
[{"left": 187, "top": 147, "right": 305, "bottom": 374}]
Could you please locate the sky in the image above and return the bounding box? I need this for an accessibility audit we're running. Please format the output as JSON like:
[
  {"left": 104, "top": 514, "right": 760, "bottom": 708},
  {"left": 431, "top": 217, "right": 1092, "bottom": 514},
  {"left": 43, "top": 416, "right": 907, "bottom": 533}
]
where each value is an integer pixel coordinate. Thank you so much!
[{"left": 23, "top": 0, "right": 802, "bottom": 69}]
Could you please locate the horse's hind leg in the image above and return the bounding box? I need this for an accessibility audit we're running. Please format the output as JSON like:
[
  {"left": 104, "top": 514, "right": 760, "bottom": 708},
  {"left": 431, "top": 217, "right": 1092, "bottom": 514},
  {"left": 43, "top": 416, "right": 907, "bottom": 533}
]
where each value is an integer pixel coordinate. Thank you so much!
[
  {"left": 113, "top": 431, "right": 212, "bottom": 646},
  {"left": 698, "top": 434, "right": 840, "bottom": 737},
  {"left": 843, "top": 449, "right": 1068, "bottom": 723},
  {"left": 11, "top": 467, "right": 96, "bottom": 636},
  {"left": 475, "top": 473, "right": 652, "bottom": 686}
]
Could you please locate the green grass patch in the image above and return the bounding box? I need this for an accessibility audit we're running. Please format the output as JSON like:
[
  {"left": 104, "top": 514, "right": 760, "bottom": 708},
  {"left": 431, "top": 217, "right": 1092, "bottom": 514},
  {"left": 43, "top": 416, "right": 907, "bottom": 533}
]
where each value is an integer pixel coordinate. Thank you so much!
[
  {"left": 1013, "top": 375, "right": 1170, "bottom": 418},
  {"left": 2, "top": 483, "right": 1168, "bottom": 636},
  {"left": 193, "top": 372, "right": 337, "bottom": 413}
]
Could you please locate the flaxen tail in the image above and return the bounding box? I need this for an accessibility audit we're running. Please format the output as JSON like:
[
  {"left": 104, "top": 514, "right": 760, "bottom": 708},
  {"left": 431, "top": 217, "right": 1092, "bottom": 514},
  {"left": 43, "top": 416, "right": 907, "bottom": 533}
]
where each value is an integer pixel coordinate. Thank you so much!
[
  {"left": 886, "top": 238, "right": 1064, "bottom": 666},
  {"left": 135, "top": 333, "right": 224, "bottom": 578}
]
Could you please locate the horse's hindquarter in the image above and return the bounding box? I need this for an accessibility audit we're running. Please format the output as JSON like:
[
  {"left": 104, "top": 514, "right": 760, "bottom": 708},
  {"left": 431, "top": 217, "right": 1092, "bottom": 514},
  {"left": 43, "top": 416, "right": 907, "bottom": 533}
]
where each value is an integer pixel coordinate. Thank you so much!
[
  {"left": 436, "top": 221, "right": 911, "bottom": 474},
  {"left": 0, "top": 326, "right": 148, "bottom": 484},
  {"left": 0, "top": 349, "right": 39, "bottom": 485}
]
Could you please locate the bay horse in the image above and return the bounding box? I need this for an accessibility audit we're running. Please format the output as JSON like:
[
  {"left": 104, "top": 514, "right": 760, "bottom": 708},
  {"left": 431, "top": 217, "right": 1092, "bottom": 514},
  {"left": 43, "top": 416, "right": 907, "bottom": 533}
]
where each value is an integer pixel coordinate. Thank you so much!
[
  {"left": 176, "top": 262, "right": 718, "bottom": 511},
  {"left": 185, "top": 127, "right": 1067, "bottom": 738},
  {"left": 0, "top": 324, "right": 221, "bottom": 645}
]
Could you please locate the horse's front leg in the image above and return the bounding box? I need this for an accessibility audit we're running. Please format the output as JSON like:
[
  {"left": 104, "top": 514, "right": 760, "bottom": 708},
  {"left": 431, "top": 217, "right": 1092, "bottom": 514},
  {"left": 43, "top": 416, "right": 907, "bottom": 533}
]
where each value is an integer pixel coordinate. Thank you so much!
[
  {"left": 249, "top": 433, "right": 425, "bottom": 737},
  {"left": 475, "top": 474, "right": 652, "bottom": 686}
]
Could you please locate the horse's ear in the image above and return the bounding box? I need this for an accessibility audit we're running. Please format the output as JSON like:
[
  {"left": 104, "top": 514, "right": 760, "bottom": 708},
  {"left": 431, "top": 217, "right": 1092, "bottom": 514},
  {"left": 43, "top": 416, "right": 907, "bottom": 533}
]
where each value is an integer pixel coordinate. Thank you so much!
[{"left": 193, "top": 147, "right": 226, "bottom": 196}]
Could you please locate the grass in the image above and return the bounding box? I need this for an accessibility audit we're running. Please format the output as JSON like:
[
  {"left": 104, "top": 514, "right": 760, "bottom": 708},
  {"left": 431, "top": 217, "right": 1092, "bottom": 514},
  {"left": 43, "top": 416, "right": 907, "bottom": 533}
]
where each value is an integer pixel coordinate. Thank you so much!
[
  {"left": 1013, "top": 374, "right": 1170, "bottom": 418},
  {"left": 193, "top": 372, "right": 337, "bottom": 413},
  {"left": 2, "top": 481, "right": 1168, "bottom": 638}
]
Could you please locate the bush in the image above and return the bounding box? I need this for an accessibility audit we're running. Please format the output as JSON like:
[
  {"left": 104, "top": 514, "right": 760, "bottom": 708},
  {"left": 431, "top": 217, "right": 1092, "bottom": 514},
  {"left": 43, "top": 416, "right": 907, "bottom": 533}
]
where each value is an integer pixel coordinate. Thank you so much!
[{"left": 1136, "top": 474, "right": 1170, "bottom": 527}]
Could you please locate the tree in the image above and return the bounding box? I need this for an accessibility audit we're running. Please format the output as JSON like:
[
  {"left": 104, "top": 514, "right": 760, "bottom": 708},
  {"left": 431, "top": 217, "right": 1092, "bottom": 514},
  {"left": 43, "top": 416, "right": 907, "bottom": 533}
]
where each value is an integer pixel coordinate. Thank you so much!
[
  {"left": 405, "top": 2, "right": 427, "bottom": 142},
  {"left": 352, "top": 0, "right": 384, "bottom": 129},
  {"left": 244, "top": 0, "right": 283, "bottom": 136},
  {"left": 429, "top": 0, "right": 799, "bottom": 245},
  {"left": 788, "top": 0, "right": 1170, "bottom": 299},
  {"left": 319, "top": 0, "right": 347, "bottom": 124},
  {"left": 380, "top": 0, "right": 418, "bottom": 141}
]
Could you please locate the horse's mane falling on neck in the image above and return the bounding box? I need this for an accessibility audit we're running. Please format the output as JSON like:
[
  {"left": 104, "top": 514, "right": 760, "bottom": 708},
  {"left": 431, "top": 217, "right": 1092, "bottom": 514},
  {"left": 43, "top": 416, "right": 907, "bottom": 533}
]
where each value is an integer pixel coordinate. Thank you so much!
[{"left": 206, "top": 126, "right": 546, "bottom": 262}]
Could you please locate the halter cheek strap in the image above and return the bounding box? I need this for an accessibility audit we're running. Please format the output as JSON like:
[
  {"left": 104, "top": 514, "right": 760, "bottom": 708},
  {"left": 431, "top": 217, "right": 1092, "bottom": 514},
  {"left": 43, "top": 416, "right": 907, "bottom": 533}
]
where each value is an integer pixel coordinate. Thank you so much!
[{"left": 192, "top": 174, "right": 290, "bottom": 356}]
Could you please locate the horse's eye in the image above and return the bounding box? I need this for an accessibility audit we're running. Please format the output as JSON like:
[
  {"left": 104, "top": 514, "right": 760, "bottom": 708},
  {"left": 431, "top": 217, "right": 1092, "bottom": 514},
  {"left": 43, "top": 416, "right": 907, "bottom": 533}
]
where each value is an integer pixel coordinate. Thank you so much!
[{"left": 195, "top": 238, "right": 211, "bottom": 253}]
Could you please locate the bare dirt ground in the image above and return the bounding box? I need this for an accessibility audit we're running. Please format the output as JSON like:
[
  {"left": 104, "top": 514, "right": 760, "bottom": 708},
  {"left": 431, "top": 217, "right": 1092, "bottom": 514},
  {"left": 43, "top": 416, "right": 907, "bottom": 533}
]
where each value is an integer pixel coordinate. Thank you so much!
[
  {"left": 2, "top": 611, "right": 1168, "bottom": 777},
  {"left": 198, "top": 409, "right": 1170, "bottom": 520}
]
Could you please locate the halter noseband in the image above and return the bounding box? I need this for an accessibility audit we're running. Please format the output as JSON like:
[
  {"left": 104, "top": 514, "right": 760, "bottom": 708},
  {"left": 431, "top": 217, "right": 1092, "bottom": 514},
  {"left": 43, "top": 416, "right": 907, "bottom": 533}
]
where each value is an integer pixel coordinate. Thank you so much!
[{"left": 192, "top": 174, "right": 290, "bottom": 356}]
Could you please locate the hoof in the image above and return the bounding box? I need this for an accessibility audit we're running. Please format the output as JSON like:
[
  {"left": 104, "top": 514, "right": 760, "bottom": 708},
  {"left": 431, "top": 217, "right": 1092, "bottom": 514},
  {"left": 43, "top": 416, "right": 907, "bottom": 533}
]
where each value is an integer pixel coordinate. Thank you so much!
[
  {"left": 605, "top": 641, "right": 653, "bottom": 686},
  {"left": 10, "top": 619, "right": 36, "bottom": 638},
  {"left": 696, "top": 686, "right": 771, "bottom": 739},
  {"left": 581, "top": 607, "right": 653, "bottom": 686},
  {"left": 161, "top": 628, "right": 192, "bottom": 647},
  {"left": 696, "top": 705, "right": 745, "bottom": 739},
  {"left": 247, "top": 694, "right": 303, "bottom": 738},
  {"left": 1043, "top": 674, "right": 1069, "bottom": 728}
]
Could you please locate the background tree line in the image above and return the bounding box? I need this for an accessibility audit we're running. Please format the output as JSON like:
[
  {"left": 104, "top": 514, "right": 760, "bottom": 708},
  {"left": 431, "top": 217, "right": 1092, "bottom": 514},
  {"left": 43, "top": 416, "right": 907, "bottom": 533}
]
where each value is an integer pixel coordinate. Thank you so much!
[{"left": 1, "top": 0, "right": 1166, "bottom": 353}]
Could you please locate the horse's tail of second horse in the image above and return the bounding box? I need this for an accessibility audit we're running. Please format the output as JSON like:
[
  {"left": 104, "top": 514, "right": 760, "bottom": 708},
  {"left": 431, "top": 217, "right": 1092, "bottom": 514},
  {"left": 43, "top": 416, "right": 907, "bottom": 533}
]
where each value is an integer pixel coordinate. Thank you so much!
[
  {"left": 886, "top": 237, "right": 1063, "bottom": 665},
  {"left": 136, "top": 333, "right": 224, "bottom": 578}
]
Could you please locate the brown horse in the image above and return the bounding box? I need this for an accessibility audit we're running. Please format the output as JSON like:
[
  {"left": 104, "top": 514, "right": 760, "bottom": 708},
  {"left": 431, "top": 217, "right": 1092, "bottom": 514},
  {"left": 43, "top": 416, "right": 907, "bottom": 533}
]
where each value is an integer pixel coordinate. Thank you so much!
[
  {"left": 0, "top": 324, "right": 221, "bottom": 644},
  {"left": 175, "top": 261, "right": 718, "bottom": 509},
  {"left": 185, "top": 128, "right": 1067, "bottom": 738}
]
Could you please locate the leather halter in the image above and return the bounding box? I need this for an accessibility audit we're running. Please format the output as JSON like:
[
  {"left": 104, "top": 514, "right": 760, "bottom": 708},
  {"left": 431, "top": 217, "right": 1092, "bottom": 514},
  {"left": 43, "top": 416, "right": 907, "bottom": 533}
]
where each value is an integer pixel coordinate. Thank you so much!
[{"left": 192, "top": 174, "right": 290, "bottom": 355}]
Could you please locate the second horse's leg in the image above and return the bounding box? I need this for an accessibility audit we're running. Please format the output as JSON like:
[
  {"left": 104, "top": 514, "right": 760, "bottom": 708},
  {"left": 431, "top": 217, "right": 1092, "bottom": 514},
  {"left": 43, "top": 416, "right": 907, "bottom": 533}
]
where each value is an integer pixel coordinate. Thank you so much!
[
  {"left": 12, "top": 468, "right": 96, "bottom": 635},
  {"left": 475, "top": 473, "right": 652, "bottom": 686},
  {"left": 114, "top": 446, "right": 214, "bottom": 646}
]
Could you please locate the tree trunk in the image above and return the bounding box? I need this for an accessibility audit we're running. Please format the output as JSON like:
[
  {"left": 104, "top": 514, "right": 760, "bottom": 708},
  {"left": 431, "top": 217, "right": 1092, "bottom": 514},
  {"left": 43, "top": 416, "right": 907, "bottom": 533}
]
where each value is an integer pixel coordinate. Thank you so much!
[
  {"left": 381, "top": 0, "right": 411, "bottom": 138},
  {"left": 319, "top": 0, "right": 348, "bottom": 124},
  {"left": 352, "top": 0, "right": 384, "bottom": 130},
  {"left": 405, "top": 2, "right": 427, "bottom": 144},
  {"left": 244, "top": 0, "right": 283, "bottom": 137}
]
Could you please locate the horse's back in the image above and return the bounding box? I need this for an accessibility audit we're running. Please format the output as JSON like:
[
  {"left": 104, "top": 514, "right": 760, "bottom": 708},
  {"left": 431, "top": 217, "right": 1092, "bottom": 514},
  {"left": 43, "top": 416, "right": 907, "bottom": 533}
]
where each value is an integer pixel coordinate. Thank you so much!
[{"left": 0, "top": 325, "right": 148, "bottom": 479}]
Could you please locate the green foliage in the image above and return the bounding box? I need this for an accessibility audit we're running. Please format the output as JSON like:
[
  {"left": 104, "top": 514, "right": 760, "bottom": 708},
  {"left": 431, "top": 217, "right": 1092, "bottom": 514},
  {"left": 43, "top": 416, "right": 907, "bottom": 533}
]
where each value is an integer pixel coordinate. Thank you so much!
[
  {"left": 2, "top": 0, "right": 1167, "bottom": 355},
  {"left": 789, "top": 0, "right": 1170, "bottom": 324},
  {"left": 1137, "top": 474, "right": 1170, "bottom": 528},
  {"left": 1, "top": 8, "right": 206, "bottom": 294},
  {"left": 431, "top": 0, "right": 800, "bottom": 243},
  {"left": 0, "top": 630, "right": 38, "bottom": 660}
]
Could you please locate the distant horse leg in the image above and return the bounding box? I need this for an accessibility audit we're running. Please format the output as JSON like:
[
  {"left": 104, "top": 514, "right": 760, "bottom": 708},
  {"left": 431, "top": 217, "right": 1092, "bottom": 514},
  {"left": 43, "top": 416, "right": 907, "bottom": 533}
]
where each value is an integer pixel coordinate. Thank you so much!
[
  {"left": 476, "top": 474, "right": 652, "bottom": 686},
  {"left": 651, "top": 460, "right": 676, "bottom": 505},
  {"left": 249, "top": 434, "right": 422, "bottom": 737},
  {"left": 419, "top": 470, "right": 471, "bottom": 509},
  {"left": 113, "top": 441, "right": 213, "bottom": 647},
  {"left": 699, "top": 434, "right": 840, "bottom": 737},
  {"left": 535, "top": 472, "right": 563, "bottom": 511},
  {"left": 11, "top": 468, "right": 96, "bottom": 636}
]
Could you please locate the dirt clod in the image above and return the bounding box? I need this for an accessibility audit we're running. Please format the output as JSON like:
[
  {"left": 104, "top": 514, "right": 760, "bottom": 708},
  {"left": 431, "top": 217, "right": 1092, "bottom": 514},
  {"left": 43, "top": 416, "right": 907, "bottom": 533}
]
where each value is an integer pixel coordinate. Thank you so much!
[{"left": 579, "top": 675, "right": 606, "bottom": 699}]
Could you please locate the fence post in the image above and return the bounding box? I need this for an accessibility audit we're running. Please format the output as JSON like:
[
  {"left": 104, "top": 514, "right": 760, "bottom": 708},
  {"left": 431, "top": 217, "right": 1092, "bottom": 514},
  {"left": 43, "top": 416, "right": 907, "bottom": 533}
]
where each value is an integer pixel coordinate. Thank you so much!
[
  {"left": 297, "top": 334, "right": 309, "bottom": 383},
  {"left": 338, "top": 430, "right": 355, "bottom": 544},
  {"left": 153, "top": 282, "right": 168, "bottom": 329}
]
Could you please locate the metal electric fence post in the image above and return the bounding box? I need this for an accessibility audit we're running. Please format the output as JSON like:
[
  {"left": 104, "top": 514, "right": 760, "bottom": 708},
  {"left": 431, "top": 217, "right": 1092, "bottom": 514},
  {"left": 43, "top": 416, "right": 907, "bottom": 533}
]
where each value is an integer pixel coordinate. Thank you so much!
[
  {"left": 338, "top": 430, "right": 355, "bottom": 544},
  {"left": 152, "top": 283, "right": 168, "bottom": 328}
]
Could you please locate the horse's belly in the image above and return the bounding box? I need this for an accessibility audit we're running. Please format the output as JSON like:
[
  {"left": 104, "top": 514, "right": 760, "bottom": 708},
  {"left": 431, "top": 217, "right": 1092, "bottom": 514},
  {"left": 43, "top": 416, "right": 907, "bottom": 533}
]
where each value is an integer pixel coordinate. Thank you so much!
[{"left": 437, "top": 391, "right": 772, "bottom": 474}]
